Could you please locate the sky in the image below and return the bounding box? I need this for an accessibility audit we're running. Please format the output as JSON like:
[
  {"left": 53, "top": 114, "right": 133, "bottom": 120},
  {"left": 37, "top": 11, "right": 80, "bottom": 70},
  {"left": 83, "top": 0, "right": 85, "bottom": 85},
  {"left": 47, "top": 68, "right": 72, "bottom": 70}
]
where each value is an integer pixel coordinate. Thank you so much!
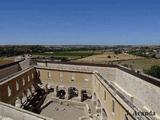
[{"left": 0, "top": 0, "right": 160, "bottom": 45}]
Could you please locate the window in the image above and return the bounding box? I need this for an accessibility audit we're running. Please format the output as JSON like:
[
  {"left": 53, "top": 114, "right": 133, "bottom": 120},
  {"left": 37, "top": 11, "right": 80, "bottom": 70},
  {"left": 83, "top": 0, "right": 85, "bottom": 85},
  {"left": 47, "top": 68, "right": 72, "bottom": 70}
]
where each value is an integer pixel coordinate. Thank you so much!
[
  {"left": 28, "top": 76, "right": 30, "bottom": 82},
  {"left": 84, "top": 79, "right": 89, "bottom": 82},
  {"left": 112, "top": 100, "right": 115, "bottom": 113},
  {"left": 8, "top": 86, "right": 11, "bottom": 97},
  {"left": 27, "top": 88, "right": 31, "bottom": 97},
  {"left": 22, "top": 92, "right": 27, "bottom": 103},
  {"left": 60, "top": 72, "right": 62, "bottom": 81},
  {"left": 48, "top": 72, "right": 51, "bottom": 78},
  {"left": 104, "top": 91, "right": 106, "bottom": 100},
  {"left": 31, "top": 85, "right": 35, "bottom": 93},
  {"left": 16, "top": 81, "right": 19, "bottom": 91},
  {"left": 23, "top": 79, "right": 25, "bottom": 86},
  {"left": 32, "top": 73, "right": 34, "bottom": 79}
]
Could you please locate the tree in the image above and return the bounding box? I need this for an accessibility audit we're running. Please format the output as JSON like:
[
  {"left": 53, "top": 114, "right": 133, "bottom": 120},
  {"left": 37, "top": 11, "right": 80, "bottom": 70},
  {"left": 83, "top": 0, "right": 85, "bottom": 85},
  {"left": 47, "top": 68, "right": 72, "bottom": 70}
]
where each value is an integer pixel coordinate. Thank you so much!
[
  {"left": 114, "top": 50, "right": 122, "bottom": 54},
  {"left": 144, "top": 65, "right": 160, "bottom": 79}
]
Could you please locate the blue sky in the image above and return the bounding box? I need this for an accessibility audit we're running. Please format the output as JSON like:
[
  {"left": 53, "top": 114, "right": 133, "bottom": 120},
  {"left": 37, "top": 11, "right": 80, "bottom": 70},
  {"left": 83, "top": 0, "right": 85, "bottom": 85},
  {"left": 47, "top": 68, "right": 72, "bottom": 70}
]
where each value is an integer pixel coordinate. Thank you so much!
[{"left": 0, "top": 0, "right": 160, "bottom": 45}]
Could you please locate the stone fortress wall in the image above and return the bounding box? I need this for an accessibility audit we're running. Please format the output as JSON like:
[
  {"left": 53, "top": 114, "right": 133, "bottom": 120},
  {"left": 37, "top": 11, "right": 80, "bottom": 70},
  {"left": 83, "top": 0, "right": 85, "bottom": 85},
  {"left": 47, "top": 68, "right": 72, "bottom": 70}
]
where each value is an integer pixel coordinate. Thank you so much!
[
  {"left": 114, "top": 68, "right": 160, "bottom": 117},
  {"left": 37, "top": 62, "right": 116, "bottom": 82},
  {"left": 36, "top": 62, "right": 160, "bottom": 120},
  {"left": 0, "top": 60, "right": 52, "bottom": 120},
  {"left": 0, "top": 60, "right": 160, "bottom": 120},
  {"left": 92, "top": 73, "right": 135, "bottom": 120},
  {"left": 36, "top": 62, "right": 133, "bottom": 120},
  {"left": 0, "top": 67, "right": 38, "bottom": 105}
]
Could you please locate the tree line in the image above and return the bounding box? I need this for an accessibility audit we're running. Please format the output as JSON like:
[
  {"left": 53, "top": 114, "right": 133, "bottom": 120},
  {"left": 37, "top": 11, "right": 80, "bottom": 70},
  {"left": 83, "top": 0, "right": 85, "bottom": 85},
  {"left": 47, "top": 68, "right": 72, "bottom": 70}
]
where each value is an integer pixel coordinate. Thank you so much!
[{"left": 0, "top": 45, "right": 103, "bottom": 57}]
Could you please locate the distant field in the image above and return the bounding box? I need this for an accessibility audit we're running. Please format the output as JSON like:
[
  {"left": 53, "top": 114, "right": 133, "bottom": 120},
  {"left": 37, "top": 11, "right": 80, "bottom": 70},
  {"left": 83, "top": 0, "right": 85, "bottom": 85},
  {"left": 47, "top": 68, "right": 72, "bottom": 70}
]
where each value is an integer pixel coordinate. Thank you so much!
[
  {"left": 1, "top": 51, "right": 159, "bottom": 71},
  {"left": 75, "top": 52, "right": 143, "bottom": 63},
  {"left": 74, "top": 52, "right": 160, "bottom": 70},
  {"left": 0, "top": 56, "right": 15, "bottom": 65},
  {"left": 32, "top": 51, "right": 99, "bottom": 60}
]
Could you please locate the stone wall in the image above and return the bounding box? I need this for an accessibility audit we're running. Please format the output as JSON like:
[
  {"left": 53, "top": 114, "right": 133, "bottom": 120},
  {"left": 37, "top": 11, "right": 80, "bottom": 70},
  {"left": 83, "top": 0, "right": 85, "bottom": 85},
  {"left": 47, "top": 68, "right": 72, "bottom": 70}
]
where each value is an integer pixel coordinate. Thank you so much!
[
  {"left": 36, "top": 63, "right": 136, "bottom": 120},
  {"left": 0, "top": 63, "right": 21, "bottom": 80},
  {"left": 92, "top": 74, "right": 135, "bottom": 120},
  {"left": 37, "top": 62, "right": 160, "bottom": 119},
  {"left": 19, "top": 58, "right": 32, "bottom": 70},
  {"left": 37, "top": 68, "right": 93, "bottom": 91},
  {"left": 37, "top": 62, "right": 116, "bottom": 82},
  {"left": 114, "top": 68, "right": 160, "bottom": 117},
  {"left": 0, "top": 67, "right": 39, "bottom": 105}
]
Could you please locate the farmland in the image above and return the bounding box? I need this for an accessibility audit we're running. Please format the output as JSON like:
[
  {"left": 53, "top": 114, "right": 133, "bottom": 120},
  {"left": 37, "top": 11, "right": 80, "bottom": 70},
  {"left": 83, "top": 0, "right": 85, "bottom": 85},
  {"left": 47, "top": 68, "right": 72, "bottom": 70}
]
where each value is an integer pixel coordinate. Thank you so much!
[
  {"left": 113, "top": 58, "right": 160, "bottom": 70},
  {"left": 75, "top": 52, "right": 143, "bottom": 63},
  {"left": 74, "top": 52, "right": 160, "bottom": 71},
  {"left": 32, "top": 51, "right": 99, "bottom": 60}
]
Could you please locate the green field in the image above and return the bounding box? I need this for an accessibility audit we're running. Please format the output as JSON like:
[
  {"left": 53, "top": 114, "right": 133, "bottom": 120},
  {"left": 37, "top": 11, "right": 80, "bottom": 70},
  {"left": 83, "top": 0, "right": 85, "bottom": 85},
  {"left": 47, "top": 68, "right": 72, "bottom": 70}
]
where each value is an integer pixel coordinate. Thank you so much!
[{"left": 32, "top": 51, "right": 98, "bottom": 60}]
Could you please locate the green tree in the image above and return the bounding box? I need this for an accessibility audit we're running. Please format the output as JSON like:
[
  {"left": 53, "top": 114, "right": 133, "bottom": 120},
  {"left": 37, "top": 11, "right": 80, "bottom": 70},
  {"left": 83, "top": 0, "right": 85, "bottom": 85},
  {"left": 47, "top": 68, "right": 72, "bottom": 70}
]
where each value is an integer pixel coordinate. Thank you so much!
[
  {"left": 144, "top": 65, "right": 160, "bottom": 79},
  {"left": 114, "top": 50, "right": 122, "bottom": 54}
]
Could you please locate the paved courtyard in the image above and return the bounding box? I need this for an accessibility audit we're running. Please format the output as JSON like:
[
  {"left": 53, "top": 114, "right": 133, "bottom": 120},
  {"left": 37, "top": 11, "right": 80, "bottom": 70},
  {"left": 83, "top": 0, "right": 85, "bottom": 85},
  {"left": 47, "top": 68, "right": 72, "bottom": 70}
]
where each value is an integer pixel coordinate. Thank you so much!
[
  {"left": 40, "top": 102, "right": 85, "bottom": 120},
  {"left": 40, "top": 93, "right": 86, "bottom": 120}
]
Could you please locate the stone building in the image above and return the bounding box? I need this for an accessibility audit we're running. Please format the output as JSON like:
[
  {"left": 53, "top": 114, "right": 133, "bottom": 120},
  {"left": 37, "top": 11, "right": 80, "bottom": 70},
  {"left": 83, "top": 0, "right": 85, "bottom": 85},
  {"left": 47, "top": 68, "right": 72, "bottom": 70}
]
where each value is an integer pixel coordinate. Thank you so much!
[{"left": 0, "top": 59, "right": 160, "bottom": 120}]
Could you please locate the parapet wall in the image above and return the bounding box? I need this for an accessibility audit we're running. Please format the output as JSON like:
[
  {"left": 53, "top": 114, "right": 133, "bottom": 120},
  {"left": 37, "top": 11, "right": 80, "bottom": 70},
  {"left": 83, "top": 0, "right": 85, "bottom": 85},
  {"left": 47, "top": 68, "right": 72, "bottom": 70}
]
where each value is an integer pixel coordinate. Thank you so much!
[
  {"left": 0, "top": 59, "right": 33, "bottom": 80},
  {"left": 19, "top": 58, "right": 32, "bottom": 70},
  {"left": 114, "top": 68, "right": 160, "bottom": 116},
  {"left": 0, "top": 62, "right": 21, "bottom": 80}
]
